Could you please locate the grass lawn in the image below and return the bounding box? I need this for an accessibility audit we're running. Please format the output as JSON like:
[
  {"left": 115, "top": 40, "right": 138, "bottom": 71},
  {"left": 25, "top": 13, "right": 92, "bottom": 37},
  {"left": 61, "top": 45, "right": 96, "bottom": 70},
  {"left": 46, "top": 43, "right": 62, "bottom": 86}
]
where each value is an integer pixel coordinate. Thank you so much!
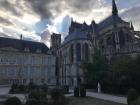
[{"left": 67, "top": 97, "right": 126, "bottom": 105}]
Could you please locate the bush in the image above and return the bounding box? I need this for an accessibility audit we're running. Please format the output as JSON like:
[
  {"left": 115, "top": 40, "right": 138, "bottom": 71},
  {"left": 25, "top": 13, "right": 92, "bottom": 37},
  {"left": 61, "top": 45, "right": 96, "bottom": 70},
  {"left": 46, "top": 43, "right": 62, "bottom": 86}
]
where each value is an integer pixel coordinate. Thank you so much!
[
  {"left": 28, "top": 90, "right": 40, "bottom": 100},
  {"left": 3, "top": 97, "right": 22, "bottom": 105},
  {"left": 74, "top": 87, "right": 79, "bottom": 97},
  {"left": 28, "top": 82, "right": 36, "bottom": 91},
  {"left": 25, "top": 99, "right": 39, "bottom": 105},
  {"left": 9, "top": 83, "right": 18, "bottom": 94},
  {"left": 50, "top": 88, "right": 67, "bottom": 105},
  {"left": 127, "top": 88, "right": 139, "bottom": 105},
  {"left": 18, "top": 84, "right": 26, "bottom": 92},
  {"left": 136, "top": 98, "right": 140, "bottom": 105},
  {"left": 80, "top": 86, "right": 86, "bottom": 97},
  {"left": 63, "top": 85, "right": 69, "bottom": 93},
  {"left": 41, "top": 84, "right": 48, "bottom": 93}
]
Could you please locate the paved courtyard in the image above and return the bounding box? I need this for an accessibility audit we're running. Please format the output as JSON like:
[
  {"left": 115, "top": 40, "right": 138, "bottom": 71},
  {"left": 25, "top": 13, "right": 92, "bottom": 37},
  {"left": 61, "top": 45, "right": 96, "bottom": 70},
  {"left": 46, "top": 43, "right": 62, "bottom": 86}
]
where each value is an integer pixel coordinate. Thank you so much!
[
  {"left": 68, "top": 90, "right": 127, "bottom": 104},
  {"left": 68, "top": 97, "right": 126, "bottom": 105}
]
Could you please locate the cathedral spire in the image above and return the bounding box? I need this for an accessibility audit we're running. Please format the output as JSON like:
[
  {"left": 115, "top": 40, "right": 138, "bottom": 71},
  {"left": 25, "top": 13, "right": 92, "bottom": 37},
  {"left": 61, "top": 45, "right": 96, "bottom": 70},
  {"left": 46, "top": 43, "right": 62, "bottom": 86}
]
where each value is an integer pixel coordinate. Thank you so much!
[{"left": 112, "top": 0, "right": 118, "bottom": 15}]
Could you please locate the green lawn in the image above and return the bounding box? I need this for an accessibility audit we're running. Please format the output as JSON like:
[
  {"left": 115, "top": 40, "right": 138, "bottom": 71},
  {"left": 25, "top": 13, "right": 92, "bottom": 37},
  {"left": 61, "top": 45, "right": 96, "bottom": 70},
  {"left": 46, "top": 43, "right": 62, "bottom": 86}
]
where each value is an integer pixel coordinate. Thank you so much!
[{"left": 67, "top": 97, "right": 126, "bottom": 105}]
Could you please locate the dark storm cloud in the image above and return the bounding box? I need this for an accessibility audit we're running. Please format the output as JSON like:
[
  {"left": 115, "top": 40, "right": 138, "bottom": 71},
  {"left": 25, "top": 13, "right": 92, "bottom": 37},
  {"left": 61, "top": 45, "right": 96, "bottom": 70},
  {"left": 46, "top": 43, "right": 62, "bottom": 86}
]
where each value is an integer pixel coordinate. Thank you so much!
[
  {"left": 0, "top": 17, "right": 13, "bottom": 25},
  {"left": 25, "top": 0, "right": 103, "bottom": 20},
  {"left": 65, "top": 0, "right": 100, "bottom": 13},
  {"left": 26, "top": 0, "right": 53, "bottom": 20},
  {"left": 0, "top": 0, "right": 22, "bottom": 16}
]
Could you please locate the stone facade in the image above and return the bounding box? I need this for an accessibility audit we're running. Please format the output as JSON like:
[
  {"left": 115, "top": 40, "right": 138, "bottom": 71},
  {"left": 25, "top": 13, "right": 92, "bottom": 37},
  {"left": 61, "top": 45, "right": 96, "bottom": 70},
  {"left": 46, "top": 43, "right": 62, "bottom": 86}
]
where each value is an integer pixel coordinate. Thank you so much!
[{"left": 0, "top": 37, "right": 56, "bottom": 85}]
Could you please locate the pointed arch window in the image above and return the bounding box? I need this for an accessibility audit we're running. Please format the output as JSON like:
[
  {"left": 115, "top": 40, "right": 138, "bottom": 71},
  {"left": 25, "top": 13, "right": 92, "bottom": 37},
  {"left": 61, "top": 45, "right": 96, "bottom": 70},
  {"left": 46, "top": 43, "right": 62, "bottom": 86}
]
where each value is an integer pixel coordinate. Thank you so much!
[
  {"left": 70, "top": 44, "right": 74, "bottom": 63},
  {"left": 85, "top": 43, "right": 89, "bottom": 61},
  {"left": 76, "top": 43, "right": 81, "bottom": 62}
]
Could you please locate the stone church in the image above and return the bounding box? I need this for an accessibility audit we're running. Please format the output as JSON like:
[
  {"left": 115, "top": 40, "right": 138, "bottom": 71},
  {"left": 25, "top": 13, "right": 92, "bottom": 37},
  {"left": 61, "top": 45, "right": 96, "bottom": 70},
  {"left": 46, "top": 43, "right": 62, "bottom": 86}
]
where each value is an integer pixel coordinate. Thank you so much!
[{"left": 50, "top": 0, "right": 140, "bottom": 87}]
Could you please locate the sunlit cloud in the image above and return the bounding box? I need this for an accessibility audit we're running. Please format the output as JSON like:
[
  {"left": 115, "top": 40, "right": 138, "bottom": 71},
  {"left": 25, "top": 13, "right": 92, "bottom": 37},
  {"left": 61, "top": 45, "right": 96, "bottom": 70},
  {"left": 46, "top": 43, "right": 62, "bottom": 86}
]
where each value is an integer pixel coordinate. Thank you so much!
[{"left": 0, "top": 0, "right": 139, "bottom": 47}]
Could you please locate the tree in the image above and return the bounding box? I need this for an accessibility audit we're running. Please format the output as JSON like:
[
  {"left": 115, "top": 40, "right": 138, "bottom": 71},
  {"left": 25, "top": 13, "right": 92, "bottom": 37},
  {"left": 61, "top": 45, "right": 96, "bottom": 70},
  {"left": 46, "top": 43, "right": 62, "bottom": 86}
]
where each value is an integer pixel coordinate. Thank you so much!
[
  {"left": 102, "top": 55, "right": 140, "bottom": 94},
  {"left": 82, "top": 48, "right": 109, "bottom": 86}
]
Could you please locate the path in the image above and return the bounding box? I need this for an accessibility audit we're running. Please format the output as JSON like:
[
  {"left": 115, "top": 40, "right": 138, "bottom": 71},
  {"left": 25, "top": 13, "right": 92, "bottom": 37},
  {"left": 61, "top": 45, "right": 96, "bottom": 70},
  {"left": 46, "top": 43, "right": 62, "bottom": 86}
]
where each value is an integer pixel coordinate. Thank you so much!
[{"left": 67, "top": 90, "right": 127, "bottom": 104}]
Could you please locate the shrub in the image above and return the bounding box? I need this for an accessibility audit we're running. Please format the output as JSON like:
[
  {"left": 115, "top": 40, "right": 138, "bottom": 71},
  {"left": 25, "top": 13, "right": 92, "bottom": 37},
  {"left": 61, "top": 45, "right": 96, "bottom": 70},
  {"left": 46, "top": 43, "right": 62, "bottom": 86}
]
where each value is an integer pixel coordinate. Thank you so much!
[
  {"left": 80, "top": 86, "right": 86, "bottom": 97},
  {"left": 50, "top": 88, "right": 67, "bottom": 105},
  {"left": 74, "top": 87, "right": 79, "bottom": 97},
  {"left": 18, "top": 84, "right": 26, "bottom": 92},
  {"left": 127, "top": 88, "right": 139, "bottom": 105},
  {"left": 9, "top": 83, "right": 18, "bottom": 94},
  {"left": 136, "top": 98, "right": 140, "bottom": 105},
  {"left": 28, "top": 82, "right": 36, "bottom": 91},
  {"left": 3, "top": 97, "right": 22, "bottom": 105},
  {"left": 63, "top": 85, "right": 69, "bottom": 93},
  {"left": 28, "top": 90, "right": 40, "bottom": 100},
  {"left": 41, "top": 84, "right": 48, "bottom": 93},
  {"left": 25, "top": 99, "right": 39, "bottom": 105}
]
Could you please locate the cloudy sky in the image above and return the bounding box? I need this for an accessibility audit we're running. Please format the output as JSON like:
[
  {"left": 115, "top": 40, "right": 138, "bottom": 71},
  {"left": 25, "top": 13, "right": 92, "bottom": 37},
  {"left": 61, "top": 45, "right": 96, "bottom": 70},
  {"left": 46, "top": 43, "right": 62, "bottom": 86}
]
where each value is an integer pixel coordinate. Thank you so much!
[{"left": 0, "top": 0, "right": 140, "bottom": 47}]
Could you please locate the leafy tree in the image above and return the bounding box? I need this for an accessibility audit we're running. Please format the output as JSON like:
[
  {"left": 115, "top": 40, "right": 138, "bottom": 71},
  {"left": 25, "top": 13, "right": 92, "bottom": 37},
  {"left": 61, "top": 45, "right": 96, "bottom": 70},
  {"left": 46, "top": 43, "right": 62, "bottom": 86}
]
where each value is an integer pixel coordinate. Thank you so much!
[
  {"left": 102, "top": 55, "right": 140, "bottom": 94},
  {"left": 82, "top": 48, "right": 109, "bottom": 86}
]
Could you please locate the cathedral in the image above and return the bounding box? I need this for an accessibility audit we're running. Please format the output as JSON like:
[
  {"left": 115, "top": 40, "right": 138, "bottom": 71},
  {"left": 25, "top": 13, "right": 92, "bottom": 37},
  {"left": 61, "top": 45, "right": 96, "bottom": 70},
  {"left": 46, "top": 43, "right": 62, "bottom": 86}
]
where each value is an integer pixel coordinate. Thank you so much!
[
  {"left": 0, "top": 0, "right": 140, "bottom": 86},
  {"left": 50, "top": 0, "right": 140, "bottom": 87}
]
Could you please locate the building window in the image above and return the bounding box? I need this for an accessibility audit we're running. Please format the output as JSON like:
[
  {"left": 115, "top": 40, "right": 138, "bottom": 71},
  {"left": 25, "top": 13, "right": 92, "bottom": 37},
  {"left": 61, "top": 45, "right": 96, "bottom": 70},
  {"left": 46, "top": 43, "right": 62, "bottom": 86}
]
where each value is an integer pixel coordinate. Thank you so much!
[
  {"left": 41, "top": 67, "right": 45, "bottom": 78},
  {"left": 24, "top": 48, "right": 29, "bottom": 52},
  {"left": 76, "top": 43, "right": 81, "bottom": 62},
  {"left": 70, "top": 44, "right": 74, "bottom": 63},
  {"left": 36, "top": 49, "right": 41, "bottom": 53},
  {"left": 31, "top": 56, "right": 35, "bottom": 65},
  {"left": 118, "top": 30, "right": 125, "bottom": 47},
  {"left": 85, "top": 43, "right": 89, "bottom": 61}
]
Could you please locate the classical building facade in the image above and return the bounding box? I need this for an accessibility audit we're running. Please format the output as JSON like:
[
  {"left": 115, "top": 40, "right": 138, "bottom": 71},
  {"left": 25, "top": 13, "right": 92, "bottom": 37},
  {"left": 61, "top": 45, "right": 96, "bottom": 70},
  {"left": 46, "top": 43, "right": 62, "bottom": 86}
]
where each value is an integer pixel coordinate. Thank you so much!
[
  {"left": 0, "top": 37, "right": 56, "bottom": 85},
  {"left": 52, "top": 0, "right": 140, "bottom": 86}
]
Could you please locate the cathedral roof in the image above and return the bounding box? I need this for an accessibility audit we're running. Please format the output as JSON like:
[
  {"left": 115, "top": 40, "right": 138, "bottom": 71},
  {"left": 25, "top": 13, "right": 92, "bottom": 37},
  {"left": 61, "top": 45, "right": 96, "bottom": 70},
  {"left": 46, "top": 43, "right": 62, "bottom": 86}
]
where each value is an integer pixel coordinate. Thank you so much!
[
  {"left": 97, "top": 14, "right": 128, "bottom": 31},
  {"left": 0, "top": 37, "right": 49, "bottom": 54},
  {"left": 62, "top": 29, "right": 89, "bottom": 45},
  {"left": 62, "top": 0, "right": 130, "bottom": 45}
]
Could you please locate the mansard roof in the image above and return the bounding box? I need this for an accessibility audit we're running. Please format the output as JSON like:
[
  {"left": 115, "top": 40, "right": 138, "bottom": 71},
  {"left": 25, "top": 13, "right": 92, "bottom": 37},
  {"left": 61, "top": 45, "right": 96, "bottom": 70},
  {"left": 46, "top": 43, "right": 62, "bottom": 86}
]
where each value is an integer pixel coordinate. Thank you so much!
[{"left": 0, "top": 37, "right": 49, "bottom": 54}]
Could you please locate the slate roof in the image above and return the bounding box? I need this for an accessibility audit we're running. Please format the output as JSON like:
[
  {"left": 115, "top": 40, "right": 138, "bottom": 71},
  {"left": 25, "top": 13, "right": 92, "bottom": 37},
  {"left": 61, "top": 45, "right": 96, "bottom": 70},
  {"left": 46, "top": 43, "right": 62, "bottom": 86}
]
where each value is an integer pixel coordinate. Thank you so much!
[
  {"left": 62, "top": 14, "right": 129, "bottom": 45},
  {"left": 62, "top": 29, "right": 89, "bottom": 45},
  {"left": 0, "top": 37, "right": 48, "bottom": 54},
  {"left": 97, "top": 14, "right": 128, "bottom": 31}
]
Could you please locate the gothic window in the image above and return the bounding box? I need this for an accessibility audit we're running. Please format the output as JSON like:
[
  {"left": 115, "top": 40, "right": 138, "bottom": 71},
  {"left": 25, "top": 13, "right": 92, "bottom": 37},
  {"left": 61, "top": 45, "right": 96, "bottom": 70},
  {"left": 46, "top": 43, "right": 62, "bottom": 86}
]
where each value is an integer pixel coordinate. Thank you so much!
[
  {"left": 82, "top": 44, "right": 85, "bottom": 60},
  {"left": 126, "top": 34, "right": 132, "bottom": 42},
  {"left": 99, "top": 39, "right": 104, "bottom": 52},
  {"left": 76, "top": 43, "right": 81, "bottom": 62},
  {"left": 70, "top": 44, "right": 74, "bottom": 63},
  {"left": 85, "top": 43, "right": 89, "bottom": 61},
  {"left": 118, "top": 30, "right": 125, "bottom": 47},
  {"left": 107, "top": 37, "right": 112, "bottom": 45}
]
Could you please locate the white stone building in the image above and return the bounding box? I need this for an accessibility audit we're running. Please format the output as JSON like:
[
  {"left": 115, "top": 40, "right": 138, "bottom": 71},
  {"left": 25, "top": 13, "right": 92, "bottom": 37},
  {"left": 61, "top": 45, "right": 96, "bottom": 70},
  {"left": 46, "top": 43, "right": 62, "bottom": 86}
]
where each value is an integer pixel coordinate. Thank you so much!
[{"left": 0, "top": 37, "right": 56, "bottom": 85}]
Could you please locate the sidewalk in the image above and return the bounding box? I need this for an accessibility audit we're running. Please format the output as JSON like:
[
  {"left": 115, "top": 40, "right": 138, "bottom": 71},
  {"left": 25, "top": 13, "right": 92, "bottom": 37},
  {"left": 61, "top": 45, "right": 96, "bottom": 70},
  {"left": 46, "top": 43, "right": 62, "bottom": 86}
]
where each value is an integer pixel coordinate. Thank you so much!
[{"left": 68, "top": 90, "right": 127, "bottom": 104}]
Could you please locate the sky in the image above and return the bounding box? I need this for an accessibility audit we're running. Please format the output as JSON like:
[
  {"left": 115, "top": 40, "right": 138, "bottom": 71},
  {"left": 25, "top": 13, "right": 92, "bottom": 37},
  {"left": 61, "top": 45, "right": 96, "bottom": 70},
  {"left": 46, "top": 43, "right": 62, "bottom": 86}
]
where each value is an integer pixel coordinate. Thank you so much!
[{"left": 0, "top": 0, "right": 140, "bottom": 47}]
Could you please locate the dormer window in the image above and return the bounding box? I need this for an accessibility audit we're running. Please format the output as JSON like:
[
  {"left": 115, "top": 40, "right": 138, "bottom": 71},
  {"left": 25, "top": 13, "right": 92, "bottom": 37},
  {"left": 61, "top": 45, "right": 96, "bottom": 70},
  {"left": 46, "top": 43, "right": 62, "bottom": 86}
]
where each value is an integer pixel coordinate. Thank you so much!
[
  {"left": 36, "top": 49, "right": 41, "bottom": 53},
  {"left": 24, "top": 48, "right": 29, "bottom": 52}
]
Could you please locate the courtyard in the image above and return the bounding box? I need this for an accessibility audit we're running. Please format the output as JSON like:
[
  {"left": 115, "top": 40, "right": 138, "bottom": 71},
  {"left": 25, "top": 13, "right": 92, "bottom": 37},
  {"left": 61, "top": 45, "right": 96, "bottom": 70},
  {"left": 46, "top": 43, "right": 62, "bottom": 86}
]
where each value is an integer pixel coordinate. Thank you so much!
[{"left": 68, "top": 97, "right": 126, "bottom": 105}]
